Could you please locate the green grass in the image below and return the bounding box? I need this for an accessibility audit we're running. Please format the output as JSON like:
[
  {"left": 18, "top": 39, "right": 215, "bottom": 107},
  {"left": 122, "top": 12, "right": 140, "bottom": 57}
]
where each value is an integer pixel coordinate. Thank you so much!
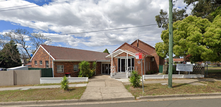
[
  {"left": 0, "top": 87, "right": 86, "bottom": 102},
  {"left": 125, "top": 81, "right": 221, "bottom": 97}
]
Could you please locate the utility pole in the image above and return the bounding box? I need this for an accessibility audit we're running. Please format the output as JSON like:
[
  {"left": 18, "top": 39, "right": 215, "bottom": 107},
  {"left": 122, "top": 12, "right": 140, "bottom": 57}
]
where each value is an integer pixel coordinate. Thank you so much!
[{"left": 168, "top": 0, "right": 173, "bottom": 88}]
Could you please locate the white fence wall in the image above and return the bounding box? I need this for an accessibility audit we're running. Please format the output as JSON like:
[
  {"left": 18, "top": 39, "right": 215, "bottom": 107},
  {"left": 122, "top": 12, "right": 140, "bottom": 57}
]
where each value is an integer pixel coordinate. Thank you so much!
[{"left": 40, "top": 77, "right": 88, "bottom": 84}]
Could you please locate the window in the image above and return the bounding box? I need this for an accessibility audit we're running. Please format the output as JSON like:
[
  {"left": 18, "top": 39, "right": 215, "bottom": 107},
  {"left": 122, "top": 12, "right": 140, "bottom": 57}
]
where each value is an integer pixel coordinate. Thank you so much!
[
  {"left": 57, "top": 65, "right": 64, "bottom": 73},
  {"left": 73, "top": 64, "right": 78, "bottom": 72},
  {"left": 45, "top": 61, "right": 49, "bottom": 68},
  {"left": 40, "top": 61, "right": 42, "bottom": 65},
  {"left": 35, "top": 61, "right": 37, "bottom": 65}
]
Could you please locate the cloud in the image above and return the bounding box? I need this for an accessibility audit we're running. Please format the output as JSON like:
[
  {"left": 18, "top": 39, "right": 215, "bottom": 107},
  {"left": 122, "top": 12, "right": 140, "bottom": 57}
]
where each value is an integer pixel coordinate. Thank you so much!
[{"left": 0, "top": 0, "right": 191, "bottom": 51}]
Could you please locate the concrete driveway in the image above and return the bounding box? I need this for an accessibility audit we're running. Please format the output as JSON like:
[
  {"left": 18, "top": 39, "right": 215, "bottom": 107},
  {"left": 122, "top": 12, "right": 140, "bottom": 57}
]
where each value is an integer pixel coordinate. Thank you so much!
[{"left": 80, "top": 75, "right": 134, "bottom": 101}]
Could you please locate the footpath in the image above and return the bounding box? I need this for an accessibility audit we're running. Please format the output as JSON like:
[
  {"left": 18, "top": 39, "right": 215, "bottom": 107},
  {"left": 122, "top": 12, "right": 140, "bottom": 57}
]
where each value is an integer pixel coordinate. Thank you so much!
[
  {"left": 80, "top": 75, "right": 134, "bottom": 101},
  {"left": 0, "top": 84, "right": 87, "bottom": 91}
]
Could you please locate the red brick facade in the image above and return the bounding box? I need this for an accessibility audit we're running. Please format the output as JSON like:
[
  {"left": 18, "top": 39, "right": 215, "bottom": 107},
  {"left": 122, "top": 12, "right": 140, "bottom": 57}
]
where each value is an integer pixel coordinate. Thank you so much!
[
  {"left": 111, "top": 40, "right": 164, "bottom": 75},
  {"left": 31, "top": 47, "right": 53, "bottom": 68},
  {"left": 52, "top": 61, "right": 102, "bottom": 77}
]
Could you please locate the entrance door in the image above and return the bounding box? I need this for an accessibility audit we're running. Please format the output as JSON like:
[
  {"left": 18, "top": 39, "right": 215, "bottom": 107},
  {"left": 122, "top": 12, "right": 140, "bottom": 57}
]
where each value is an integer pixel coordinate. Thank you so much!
[
  {"left": 121, "top": 59, "right": 125, "bottom": 72},
  {"left": 102, "top": 64, "right": 110, "bottom": 74},
  {"left": 118, "top": 58, "right": 135, "bottom": 72}
]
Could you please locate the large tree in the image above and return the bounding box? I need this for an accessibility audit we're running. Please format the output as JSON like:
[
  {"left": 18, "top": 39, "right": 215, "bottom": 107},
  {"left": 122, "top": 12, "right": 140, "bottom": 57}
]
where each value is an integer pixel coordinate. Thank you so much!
[
  {"left": 3, "top": 29, "right": 50, "bottom": 59},
  {"left": 0, "top": 40, "right": 21, "bottom": 68},
  {"left": 155, "top": 0, "right": 221, "bottom": 30},
  {"left": 155, "top": 15, "right": 221, "bottom": 62}
]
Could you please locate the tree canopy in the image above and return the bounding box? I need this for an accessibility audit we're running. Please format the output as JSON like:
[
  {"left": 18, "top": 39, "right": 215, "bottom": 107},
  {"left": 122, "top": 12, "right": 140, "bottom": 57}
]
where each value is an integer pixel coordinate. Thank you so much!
[
  {"left": 155, "top": 0, "right": 221, "bottom": 30},
  {"left": 103, "top": 48, "right": 110, "bottom": 54},
  {"left": 0, "top": 40, "right": 21, "bottom": 68},
  {"left": 155, "top": 15, "right": 221, "bottom": 62}
]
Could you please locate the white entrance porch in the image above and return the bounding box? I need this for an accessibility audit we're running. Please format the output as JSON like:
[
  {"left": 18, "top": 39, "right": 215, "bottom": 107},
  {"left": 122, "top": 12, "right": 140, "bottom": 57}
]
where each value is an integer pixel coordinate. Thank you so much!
[{"left": 106, "top": 49, "right": 137, "bottom": 78}]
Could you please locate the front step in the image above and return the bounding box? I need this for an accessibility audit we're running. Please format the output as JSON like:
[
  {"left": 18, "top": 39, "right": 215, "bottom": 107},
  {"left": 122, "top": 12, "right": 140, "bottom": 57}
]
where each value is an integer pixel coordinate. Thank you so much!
[{"left": 112, "top": 72, "right": 128, "bottom": 79}]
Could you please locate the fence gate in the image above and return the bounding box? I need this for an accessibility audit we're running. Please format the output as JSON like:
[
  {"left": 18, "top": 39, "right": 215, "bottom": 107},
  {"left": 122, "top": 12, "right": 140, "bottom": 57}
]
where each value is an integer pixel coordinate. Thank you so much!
[{"left": 28, "top": 68, "right": 53, "bottom": 77}]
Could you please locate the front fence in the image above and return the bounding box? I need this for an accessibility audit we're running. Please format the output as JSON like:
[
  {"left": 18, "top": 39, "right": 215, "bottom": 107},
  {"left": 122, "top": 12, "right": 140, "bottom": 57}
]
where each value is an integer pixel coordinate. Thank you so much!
[
  {"left": 162, "top": 65, "right": 205, "bottom": 75},
  {"left": 28, "top": 68, "right": 53, "bottom": 77}
]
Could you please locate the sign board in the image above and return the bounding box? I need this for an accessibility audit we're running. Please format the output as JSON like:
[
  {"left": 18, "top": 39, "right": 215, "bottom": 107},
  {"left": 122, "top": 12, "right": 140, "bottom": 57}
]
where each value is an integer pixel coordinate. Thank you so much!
[
  {"left": 135, "top": 53, "right": 142, "bottom": 59},
  {"left": 176, "top": 64, "right": 193, "bottom": 72}
]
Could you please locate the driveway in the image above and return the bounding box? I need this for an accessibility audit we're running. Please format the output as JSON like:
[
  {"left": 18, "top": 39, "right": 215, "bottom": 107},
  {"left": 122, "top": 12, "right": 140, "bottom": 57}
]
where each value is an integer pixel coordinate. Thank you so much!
[{"left": 80, "top": 75, "right": 134, "bottom": 101}]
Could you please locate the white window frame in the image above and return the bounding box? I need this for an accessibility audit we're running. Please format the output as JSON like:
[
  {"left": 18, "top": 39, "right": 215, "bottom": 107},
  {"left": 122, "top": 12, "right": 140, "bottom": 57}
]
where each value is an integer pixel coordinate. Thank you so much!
[
  {"left": 40, "top": 60, "right": 42, "bottom": 65},
  {"left": 73, "top": 64, "right": 78, "bottom": 72},
  {"left": 45, "top": 61, "right": 49, "bottom": 68},
  {"left": 57, "top": 65, "right": 64, "bottom": 73}
]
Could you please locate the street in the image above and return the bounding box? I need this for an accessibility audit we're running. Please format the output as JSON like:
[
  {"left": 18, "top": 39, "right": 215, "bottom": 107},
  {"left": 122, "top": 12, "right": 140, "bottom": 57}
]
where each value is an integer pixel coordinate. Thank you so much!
[{"left": 5, "top": 98, "right": 221, "bottom": 107}]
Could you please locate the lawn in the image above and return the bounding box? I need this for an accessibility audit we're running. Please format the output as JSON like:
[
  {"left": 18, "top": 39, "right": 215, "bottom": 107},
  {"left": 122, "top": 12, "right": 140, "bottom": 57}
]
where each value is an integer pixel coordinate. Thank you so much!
[
  {"left": 0, "top": 87, "right": 86, "bottom": 102},
  {"left": 125, "top": 81, "right": 221, "bottom": 97}
]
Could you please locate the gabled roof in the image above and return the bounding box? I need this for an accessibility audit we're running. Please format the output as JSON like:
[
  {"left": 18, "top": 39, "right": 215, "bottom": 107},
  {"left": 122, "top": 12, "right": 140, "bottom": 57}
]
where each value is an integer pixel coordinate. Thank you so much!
[
  {"left": 131, "top": 39, "right": 155, "bottom": 49},
  {"left": 31, "top": 45, "right": 109, "bottom": 61},
  {"left": 114, "top": 42, "right": 152, "bottom": 56}
]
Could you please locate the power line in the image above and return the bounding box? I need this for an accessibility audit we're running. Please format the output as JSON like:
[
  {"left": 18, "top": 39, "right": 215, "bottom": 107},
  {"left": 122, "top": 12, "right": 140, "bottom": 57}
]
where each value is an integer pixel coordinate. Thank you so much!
[
  {"left": 0, "top": 23, "right": 157, "bottom": 39},
  {"left": 0, "top": 1, "right": 70, "bottom": 12},
  {"left": 65, "top": 24, "right": 157, "bottom": 35}
]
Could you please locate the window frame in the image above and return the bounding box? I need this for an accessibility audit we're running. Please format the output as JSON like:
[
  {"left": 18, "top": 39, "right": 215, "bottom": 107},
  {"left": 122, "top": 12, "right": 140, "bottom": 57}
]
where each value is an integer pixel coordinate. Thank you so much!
[
  {"left": 35, "top": 61, "right": 37, "bottom": 65},
  {"left": 73, "top": 64, "right": 78, "bottom": 72},
  {"left": 40, "top": 60, "right": 42, "bottom": 65},
  {"left": 45, "top": 61, "right": 49, "bottom": 68},
  {"left": 57, "top": 65, "right": 64, "bottom": 73}
]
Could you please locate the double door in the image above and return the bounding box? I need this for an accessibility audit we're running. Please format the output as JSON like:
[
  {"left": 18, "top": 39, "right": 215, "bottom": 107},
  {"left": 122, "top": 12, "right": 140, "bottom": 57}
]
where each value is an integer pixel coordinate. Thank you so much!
[{"left": 102, "top": 64, "right": 110, "bottom": 74}]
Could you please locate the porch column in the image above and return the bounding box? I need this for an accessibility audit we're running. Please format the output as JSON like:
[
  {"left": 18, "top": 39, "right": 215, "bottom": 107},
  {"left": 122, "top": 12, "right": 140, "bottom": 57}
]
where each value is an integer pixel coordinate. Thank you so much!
[
  {"left": 111, "top": 53, "right": 113, "bottom": 77},
  {"left": 126, "top": 53, "right": 128, "bottom": 78}
]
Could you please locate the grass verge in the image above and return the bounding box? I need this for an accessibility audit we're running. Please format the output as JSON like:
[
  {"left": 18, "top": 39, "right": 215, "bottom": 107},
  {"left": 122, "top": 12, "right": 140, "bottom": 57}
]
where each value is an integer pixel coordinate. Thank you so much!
[
  {"left": 125, "top": 81, "right": 221, "bottom": 97},
  {"left": 0, "top": 87, "right": 86, "bottom": 102}
]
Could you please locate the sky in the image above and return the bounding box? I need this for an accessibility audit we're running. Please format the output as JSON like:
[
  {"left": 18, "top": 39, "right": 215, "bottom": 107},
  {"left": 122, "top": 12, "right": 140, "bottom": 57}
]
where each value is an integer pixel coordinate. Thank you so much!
[{"left": 0, "top": 0, "right": 193, "bottom": 53}]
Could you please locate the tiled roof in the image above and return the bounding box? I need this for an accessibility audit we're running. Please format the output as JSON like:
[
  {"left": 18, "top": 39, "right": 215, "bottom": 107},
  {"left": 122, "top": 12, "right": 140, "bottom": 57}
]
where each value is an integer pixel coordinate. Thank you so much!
[
  {"left": 41, "top": 45, "right": 109, "bottom": 61},
  {"left": 114, "top": 42, "right": 152, "bottom": 56},
  {"left": 173, "top": 58, "right": 184, "bottom": 62}
]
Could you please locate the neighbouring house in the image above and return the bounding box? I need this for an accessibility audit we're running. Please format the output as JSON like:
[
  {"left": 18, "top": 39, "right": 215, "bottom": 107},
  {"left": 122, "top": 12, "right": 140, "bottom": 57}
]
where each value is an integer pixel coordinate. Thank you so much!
[
  {"left": 30, "top": 45, "right": 109, "bottom": 77},
  {"left": 25, "top": 62, "right": 32, "bottom": 68},
  {"left": 106, "top": 39, "right": 164, "bottom": 76}
]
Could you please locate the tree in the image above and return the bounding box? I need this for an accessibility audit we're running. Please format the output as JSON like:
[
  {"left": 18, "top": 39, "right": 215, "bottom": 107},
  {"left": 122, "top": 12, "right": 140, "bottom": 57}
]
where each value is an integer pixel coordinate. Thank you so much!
[
  {"left": 156, "top": 15, "right": 221, "bottom": 62},
  {"left": 0, "top": 40, "right": 21, "bottom": 68},
  {"left": 3, "top": 29, "right": 50, "bottom": 59},
  {"left": 155, "top": 9, "right": 188, "bottom": 30},
  {"left": 155, "top": 0, "right": 221, "bottom": 29},
  {"left": 103, "top": 48, "right": 110, "bottom": 54}
]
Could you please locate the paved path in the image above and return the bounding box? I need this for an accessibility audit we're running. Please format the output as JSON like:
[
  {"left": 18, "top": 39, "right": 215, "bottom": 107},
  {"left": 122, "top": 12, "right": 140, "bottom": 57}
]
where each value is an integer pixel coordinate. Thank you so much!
[
  {"left": 80, "top": 75, "right": 134, "bottom": 100},
  {"left": 0, "top": 84, "right": 87, "bottom": 91}
]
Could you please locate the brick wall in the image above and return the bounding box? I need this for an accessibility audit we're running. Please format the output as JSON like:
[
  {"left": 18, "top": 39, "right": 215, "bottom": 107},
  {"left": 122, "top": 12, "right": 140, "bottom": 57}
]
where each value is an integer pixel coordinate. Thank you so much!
[
  {"left": 53, "top": 61, "right": 102, "bottom": 77},
  {"left": 131, "top": 40, "right": 156, "bottom": 54},
  {"left": 96, "top": 62, "right": 101, "bottom": 75},
  {"left": 31, "top": 47, "right": 53, "bottom": 68}
]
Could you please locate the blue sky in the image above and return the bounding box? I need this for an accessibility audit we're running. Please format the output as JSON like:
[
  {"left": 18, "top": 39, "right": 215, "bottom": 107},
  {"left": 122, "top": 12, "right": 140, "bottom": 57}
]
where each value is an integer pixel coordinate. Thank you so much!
[{"left": 0, "top": 0, "right": 190, "bottom": 53}]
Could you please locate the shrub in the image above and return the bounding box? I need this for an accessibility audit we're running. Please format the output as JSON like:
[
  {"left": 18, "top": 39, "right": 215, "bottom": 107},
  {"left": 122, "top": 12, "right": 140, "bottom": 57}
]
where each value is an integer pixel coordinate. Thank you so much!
[
  {"left": 78, "top": 61, "right": 96, "bottom": 78},
  {"left": 129, "top": 70, "right": 141, "bottom": 88},
  {"left": 61, "top": 76, "right": 69, "bottom": 91}
]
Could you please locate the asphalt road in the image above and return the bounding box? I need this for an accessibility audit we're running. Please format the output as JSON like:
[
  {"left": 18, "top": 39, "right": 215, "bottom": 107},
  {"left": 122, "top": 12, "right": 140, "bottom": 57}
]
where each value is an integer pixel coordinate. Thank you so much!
[{"left": 12, "top": 98, "right": 221, "bottom": 107}]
